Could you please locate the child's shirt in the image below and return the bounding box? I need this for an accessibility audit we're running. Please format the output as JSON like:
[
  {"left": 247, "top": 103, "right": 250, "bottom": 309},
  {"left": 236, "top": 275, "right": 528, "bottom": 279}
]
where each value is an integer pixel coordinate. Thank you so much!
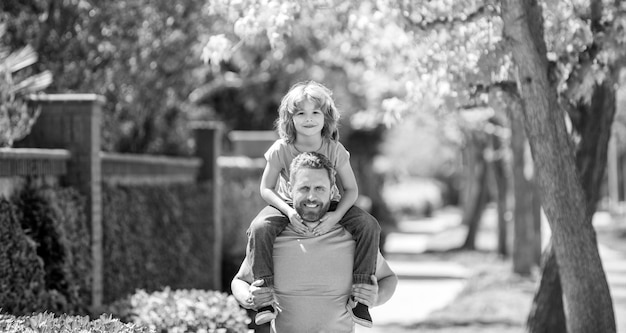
[{"left": 264, "top": 138, "right": 349, "bottom": 203}]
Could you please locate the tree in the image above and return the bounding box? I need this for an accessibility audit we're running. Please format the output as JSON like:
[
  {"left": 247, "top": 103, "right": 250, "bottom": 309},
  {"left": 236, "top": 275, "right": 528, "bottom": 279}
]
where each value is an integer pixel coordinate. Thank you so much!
[
  {"left": 525, "top": 0, "right": 625, "bottom": 331},
  {"left": 501, "top": 1, "right": 615, "bottom": 332},
  {"left": 2, "top": 0, "right": 220, "bottom": 155},
  {"left": 206, "top": 1, "right": 623, "bottom": 331},
  {"left": 0, "top": 18, "right": 52, "bottom": 147},
  {"left": 492, "top": 86, "right": 541, "bottom": 274}
]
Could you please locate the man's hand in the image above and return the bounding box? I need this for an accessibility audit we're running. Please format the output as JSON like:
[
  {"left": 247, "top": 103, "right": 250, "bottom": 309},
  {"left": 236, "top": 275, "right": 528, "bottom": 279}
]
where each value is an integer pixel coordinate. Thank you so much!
[
  {"left": 245, "top": 279, "right": 275, "bottom": 310},
  {"left": 351, "top": 275, "right": 379, "bottom": 307},
  {"left": 287, "top": 209, "right": 308, "bottom": 235},
  {"left": 313, "top": 211, "right": 341, "bottom": 236}
]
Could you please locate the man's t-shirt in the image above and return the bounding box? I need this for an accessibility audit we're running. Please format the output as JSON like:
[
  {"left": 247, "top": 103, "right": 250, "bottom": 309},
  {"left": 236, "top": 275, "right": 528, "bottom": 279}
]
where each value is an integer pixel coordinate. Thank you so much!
[
  {"left": 238, "top": 224, "right": 386, "bottom": 332},
  {"left": 272, "top": 225, "right": 355, "bottom": 332},
  {"left": 264, "top": 139, "right": 350, "bottom": 203}
]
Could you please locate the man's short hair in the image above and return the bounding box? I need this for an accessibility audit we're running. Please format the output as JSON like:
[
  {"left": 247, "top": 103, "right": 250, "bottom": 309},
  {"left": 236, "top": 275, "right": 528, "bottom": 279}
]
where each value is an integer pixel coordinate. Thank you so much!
[{"left": 289, "top": 152, "right": 335, "bottom": 185}]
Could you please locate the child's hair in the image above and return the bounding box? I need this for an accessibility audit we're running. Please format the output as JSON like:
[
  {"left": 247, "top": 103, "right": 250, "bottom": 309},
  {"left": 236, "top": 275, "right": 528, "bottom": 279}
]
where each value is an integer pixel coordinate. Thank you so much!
[{"left": 275, "top": 80, "right": 340, "bottom": 143}]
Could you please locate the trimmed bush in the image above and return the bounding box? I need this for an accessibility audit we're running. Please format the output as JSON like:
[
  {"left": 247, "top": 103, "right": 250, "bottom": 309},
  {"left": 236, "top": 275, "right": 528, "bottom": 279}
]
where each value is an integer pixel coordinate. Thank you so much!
[
  {"left": 221, "top": 159, "right": 265, "bottom": 259},
  {"left": 0, "top": 312, "right": 151, "bottom": 333},
  {"left": 220, "top": 158, "right": 265, "bottom": 291},
  {"left": 107, "top": 287, "right": 250, "bottom": 333},
  {"left": 13, "top": 183, "right": 91, "bottom": 315},
  {"left": 102, "top": 183, "right": 217, "bottom": 303},
  {"left": 0, "top": 198, "right": 49, "bottom": 314}
]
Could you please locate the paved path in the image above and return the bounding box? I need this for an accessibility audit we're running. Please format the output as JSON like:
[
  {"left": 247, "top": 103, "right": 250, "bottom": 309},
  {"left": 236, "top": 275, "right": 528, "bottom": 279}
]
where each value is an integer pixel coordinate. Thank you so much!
[
  {"left": 356, "top": 208, "right": 626, "bottom": 332},
  {"left": 356, "top": 209, "right": 470, "bottom": 332}
]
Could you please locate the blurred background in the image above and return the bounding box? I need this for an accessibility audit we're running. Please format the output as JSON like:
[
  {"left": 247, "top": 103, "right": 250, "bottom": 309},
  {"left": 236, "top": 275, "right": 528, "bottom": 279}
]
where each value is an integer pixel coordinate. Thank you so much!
[{"left": 2, "top": 1, "right": 626, "bottom": 332}]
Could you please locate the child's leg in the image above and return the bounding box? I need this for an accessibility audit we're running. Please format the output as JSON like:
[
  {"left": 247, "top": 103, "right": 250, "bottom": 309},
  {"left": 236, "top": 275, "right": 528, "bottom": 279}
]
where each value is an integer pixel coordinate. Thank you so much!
[
  {"left": 246, "top": 205, "right": 289, "bottom": 288},
  {"left": 336, "top": 204, "right": 381, "bottom": 285}
]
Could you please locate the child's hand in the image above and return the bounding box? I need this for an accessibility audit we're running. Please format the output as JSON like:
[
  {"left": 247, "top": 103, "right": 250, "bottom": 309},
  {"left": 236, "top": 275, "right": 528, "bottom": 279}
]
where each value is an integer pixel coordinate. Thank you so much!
[
  {"left": 246, "top": 279, "right": 275, "bottom": 310},
  {"left": 313, "top": 211, "right": 341, "bottom": 236},
  {"left": 351, "top": 275, "right": 379, "bottom": 307},
  {"left": 288, "top": 209, "right": 308, "bottom": 235}
]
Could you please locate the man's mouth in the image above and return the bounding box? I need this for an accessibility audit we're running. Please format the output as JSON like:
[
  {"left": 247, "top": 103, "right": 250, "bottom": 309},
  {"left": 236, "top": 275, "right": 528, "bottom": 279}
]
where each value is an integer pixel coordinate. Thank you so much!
[{"left": 303, "top": 202, "right": 319, "bottom": 208}]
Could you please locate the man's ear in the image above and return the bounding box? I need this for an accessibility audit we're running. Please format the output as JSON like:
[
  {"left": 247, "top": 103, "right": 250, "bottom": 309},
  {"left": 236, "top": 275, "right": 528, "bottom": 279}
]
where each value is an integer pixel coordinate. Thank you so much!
[{"left": 330, "top": 183, "right": 337, "bottom": 198}]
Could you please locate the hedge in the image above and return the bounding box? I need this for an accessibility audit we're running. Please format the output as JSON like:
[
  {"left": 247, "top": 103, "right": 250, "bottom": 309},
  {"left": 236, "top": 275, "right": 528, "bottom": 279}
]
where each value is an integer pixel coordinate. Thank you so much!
[
  {"left": 14, "top": 184, "right": 91, "bottom": 314},
  {"left": 0, "top": 197, "right": 48, "bottom": 314},
  {"left": 102, "top": 183, "right": 217, "bottom": 304},
  {"left": 0, "top": 312, "right": 151, "bottom": 333},
  {"left": 106, "top": 287, "right": 250, "bottom": 333},
  {"left": 219, "top": 158, "right": 265, "bottom": 291},
  {"left": 0, "top": 182, "right": 90, "bottom": 315}
]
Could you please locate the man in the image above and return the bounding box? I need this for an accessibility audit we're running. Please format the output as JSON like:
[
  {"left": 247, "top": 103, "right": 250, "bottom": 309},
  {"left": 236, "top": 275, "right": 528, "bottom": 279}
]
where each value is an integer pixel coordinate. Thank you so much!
[{"left": 231, "top": 152, "right": 398, "bottom": 332}]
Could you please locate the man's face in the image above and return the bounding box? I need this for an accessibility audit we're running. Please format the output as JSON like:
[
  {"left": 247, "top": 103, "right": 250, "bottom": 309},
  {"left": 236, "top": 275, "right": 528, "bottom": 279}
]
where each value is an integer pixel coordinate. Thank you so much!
[{"left": 290, "top": 167, "right": 332, "bottom": 222}]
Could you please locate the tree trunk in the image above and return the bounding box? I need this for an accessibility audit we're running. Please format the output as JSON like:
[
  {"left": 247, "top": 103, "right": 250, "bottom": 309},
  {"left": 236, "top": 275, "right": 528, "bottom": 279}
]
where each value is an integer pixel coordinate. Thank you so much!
[
  {"left": 461, "top": 133, "right": 489, "bottom": 250},
  {"left": 493, "top": 155, "right": 508, "bottom": 257},
  {"left": 572, "top": 80, "right": 616, "bottom": 210},
  {"left": 489, "top": 117, "right": 510, "bottom": 257},
  {"left": 501, "top": 1, "right": 616, "bottom": 332},
  {"left": 527, "top": 72, "right": 618, "bottom": 333},
  {"left": 508, "top": 100, "right": 538, "bottom": 275},
  {"left": 531, "top": 184, "right": 542, "bottom": 266},
  {"left": 527, "top": 242, "right": 566, "bottom": 333}
]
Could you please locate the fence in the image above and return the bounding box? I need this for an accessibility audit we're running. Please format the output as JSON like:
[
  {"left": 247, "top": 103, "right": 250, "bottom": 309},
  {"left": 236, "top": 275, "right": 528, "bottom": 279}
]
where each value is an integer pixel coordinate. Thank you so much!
[{"left": 3, "top": 94, "right": 223, "bottom": 309}]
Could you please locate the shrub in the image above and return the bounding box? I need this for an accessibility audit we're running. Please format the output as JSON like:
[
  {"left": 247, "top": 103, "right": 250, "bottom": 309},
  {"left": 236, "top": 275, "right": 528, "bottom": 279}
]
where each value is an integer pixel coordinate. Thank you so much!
[
  {"left": 0, "top": 312, "right": 151, "bottom": 333},
  {"left": 0, "top": 198, "right": 49, "bottom": 314},
  {"left": 220, "top": 157, "right": 265, "bottom": 259},
  {"left": 219, "top": 157, "right": 265, "bottom": 291},
  {"left": 13, "top": 183, "right": 91, "bottom": 315},
  {"left": 107, "top": 287, "right": 250, "bottom": 333},
  {"left": 102, "top": 183, "right": 217, "bottom": 303}
]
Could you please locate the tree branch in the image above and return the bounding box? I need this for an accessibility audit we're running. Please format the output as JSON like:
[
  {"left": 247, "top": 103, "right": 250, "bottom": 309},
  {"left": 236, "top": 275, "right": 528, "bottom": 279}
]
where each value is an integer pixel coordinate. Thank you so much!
[{"left": 399, "top": 3, "right": 499, "bottom": 31}]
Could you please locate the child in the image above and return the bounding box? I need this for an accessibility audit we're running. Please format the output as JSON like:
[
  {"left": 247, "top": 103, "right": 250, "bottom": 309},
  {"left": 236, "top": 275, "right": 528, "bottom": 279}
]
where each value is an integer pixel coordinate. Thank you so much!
[{"left": 246, "top": 80, "right": 381, "bottom": 328}]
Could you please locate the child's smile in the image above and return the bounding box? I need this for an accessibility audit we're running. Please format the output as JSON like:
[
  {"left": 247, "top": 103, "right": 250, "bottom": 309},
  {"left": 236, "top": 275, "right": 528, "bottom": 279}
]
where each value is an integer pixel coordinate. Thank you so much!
[{"left": 293, "top": 100, "right": 325, "bottom": 136}]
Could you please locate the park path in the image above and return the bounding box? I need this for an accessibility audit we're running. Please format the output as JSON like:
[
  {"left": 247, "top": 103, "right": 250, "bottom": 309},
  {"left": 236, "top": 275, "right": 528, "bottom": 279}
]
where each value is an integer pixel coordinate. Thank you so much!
[
  {"left": 356, "top": 207, "right": 626, "bottom": 333},
  {"left": 356, "top": 208, "right": 470, "bottom": 332}
]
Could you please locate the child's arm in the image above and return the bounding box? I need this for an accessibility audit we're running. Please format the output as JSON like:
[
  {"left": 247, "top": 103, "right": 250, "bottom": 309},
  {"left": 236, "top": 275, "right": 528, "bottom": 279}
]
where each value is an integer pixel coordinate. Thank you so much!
[
  {"left": 313, "top": 159, "right": 359, "bottom": 235},
  {"left": 260, "top": 162, "right": 309, "bottom": 234}
]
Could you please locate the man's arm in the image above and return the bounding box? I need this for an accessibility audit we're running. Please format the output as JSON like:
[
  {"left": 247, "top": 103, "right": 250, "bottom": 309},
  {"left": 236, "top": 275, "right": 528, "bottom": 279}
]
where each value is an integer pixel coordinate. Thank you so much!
[
  {"left": 231, "top": 256, "right": 276, "bottom": 310},
  {"left": 231, "top": 259, "right": 254, "bottom": 309},
  {"left": 373, "top": 253, "right": 398, "bottom": 307},
  {"left": 351, "top": 252, "right": 398, "bottom": 307}
]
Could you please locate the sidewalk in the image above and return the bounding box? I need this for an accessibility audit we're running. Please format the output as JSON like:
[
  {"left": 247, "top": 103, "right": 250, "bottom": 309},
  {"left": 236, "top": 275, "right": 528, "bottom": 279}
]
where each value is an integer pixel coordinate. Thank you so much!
[
  {"left": 357, "top": 208, "right": 472, "bottom": 333},
  {"left": 357, "top": 207, "right": 626, "bottom": 332}
]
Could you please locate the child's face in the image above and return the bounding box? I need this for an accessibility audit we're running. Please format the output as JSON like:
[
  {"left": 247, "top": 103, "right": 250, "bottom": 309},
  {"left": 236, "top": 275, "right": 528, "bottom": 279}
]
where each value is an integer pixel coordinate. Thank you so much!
[{"left": 292, "top": 99, "right": 325, "bottom": 139}]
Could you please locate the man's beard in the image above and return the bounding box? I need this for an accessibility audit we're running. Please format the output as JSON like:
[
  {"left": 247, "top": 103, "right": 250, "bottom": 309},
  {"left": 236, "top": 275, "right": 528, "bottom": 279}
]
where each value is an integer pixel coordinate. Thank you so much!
[{"left": 296, "top": 199, "right": 330, "bottom": 222}]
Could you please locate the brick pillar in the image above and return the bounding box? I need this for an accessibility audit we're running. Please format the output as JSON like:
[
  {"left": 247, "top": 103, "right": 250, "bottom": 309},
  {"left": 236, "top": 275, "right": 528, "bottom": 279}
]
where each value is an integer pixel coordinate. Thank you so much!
[
  {"left": 192, "top": 121, "right": 223, "bottom": 290},
  {"left": 20, "top": 94, "right": 105, "bottom": 309}
]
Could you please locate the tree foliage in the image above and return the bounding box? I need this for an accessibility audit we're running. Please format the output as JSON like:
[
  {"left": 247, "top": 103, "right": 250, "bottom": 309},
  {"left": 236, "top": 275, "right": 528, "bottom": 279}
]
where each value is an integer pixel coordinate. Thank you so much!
[
  {"left": 0, "top": 16, "right": 52, "bottom": 147},
  {"left": 207, "top": 1, "right": 625, "bottom": 332}
]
